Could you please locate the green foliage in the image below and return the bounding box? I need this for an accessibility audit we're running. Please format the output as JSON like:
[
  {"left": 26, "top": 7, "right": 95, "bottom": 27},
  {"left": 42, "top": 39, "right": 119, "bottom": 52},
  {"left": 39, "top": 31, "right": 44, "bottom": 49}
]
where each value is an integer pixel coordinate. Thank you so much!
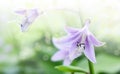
[{"left": 55, "top": 65, "right": 88, "bottom": 73}]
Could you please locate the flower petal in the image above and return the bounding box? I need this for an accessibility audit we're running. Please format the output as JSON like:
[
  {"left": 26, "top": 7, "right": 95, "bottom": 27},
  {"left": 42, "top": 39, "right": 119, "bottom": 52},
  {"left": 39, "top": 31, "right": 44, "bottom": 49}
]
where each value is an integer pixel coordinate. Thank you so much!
[
  {"left": 15, "top": 10, "right": 26, "bottom": 15},
  {"left": 81, "top": 19, "right": 90, "bottom": 32},
  {"left": 69, "top": 48, "right": 82, "bottom": 61},
  {"left": 65, "top": 26, "right": 80, "bottom": 34},
  {"left": 63, "top": 57, "right": 72, "bottom": 66},
  {"left": 52, "top": 31, "right": 81, "bottom": 50},
  {"left": 89, "top": 32, "right": 105, "bottom": 47},
  {"left": 51, "top": 50, "right": 68, "bottom": 61},
  {"left": 84, "top": 36, "right": 96, "bottom": 63},
  {"left": 26, "top": 9, "right": 39, "bottom": 18}
]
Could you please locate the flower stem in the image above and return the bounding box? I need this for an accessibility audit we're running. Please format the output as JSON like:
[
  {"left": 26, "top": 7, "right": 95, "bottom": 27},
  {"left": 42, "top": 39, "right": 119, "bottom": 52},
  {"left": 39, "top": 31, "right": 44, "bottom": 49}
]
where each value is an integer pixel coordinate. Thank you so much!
[{"left": 88, "top": 60, "right": 95, "bottom": 74}]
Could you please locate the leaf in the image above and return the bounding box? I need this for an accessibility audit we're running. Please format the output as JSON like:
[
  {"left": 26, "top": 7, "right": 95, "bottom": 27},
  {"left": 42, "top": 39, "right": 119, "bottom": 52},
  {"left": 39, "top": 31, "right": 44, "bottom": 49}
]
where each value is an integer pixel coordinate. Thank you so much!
[{"left": 55, "top": 65, "right": 88, "bottom": 73}]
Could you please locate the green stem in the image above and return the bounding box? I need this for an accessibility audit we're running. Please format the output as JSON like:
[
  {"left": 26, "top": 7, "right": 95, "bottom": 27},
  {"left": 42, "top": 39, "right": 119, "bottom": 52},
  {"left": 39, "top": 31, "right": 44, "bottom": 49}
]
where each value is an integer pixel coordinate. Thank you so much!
[{"left": 88, "top": 60, "right": 95, "bottom": 74}]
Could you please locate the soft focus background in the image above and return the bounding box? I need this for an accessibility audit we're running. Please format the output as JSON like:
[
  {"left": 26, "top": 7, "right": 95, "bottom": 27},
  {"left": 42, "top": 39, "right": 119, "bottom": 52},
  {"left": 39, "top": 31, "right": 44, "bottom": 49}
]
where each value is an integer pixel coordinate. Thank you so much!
[{"left": 0, "top": 0, "right": 120, "bottom": 74}]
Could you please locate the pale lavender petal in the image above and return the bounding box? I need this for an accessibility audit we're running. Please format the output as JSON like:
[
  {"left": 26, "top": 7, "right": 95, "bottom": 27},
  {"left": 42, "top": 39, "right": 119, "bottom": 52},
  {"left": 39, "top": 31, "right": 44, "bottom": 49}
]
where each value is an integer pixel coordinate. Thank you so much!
[
  {"left": 65, "top": 26, "right": 80, "bottom": 34},
  {"left": 51, "top": 50, "right": 68, "bottom": 61},
  {"left": 27, "top": 9, "right": 39, "bottom": 18},
  {"left": 52, "top": 32, "right": 81, "bottom": 50},
  {"left": 71, "top": 32, "right": 83, "bottom": 47},
  {"left": 69, "top": 48, "right": 82, "bottom": 61},
  {"left": 15, "top": 10, "right": 26, "bottom": 15},
  {"left": 52, "top": 37, "right": 70, "bottom": 50},
  {"left": 63, "top": 57, "right": 72, "bottom": 66},
  {"left": 82, "top": 19, "right": 90, "bottom": 31},
  {"left": 89, "top": 32, "right": 105, "bottom": 47},
  {"left": 84, "top": 36, "right": 96, "bottom": 63}
]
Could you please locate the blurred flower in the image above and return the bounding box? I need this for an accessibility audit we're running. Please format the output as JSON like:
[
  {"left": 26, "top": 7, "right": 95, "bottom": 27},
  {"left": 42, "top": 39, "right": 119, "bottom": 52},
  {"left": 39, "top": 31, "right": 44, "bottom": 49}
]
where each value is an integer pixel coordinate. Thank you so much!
[
  {"left": 15, "top": 9, "right": 41, "bottom": 32},
  {"left": 51, "top": 19, "right": 104, "bottom": 65}
]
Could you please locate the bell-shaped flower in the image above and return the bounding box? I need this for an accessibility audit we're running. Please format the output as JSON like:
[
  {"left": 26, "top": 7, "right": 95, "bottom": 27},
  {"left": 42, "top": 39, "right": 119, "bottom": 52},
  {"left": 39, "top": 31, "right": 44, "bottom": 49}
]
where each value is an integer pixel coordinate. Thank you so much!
[
  {"left": 16, "top": 9, "right": 41, "bottom": 32},
  {"left": 51, "top": 19, "right": 104, "bottom": 65}
]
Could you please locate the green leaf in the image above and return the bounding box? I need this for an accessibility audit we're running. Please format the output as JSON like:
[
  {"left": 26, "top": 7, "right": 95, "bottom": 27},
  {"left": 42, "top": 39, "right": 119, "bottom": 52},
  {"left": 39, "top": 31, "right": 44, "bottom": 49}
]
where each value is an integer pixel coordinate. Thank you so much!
[{"left": 55, "top": 65, "right": 88, "bottom": 73}]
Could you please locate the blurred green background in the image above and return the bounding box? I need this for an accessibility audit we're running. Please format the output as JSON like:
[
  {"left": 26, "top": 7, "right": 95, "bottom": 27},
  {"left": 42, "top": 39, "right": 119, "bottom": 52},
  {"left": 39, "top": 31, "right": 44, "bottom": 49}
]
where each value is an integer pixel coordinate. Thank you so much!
[{"left": 0, "top": 0, "right": 120, "bottom": 74}]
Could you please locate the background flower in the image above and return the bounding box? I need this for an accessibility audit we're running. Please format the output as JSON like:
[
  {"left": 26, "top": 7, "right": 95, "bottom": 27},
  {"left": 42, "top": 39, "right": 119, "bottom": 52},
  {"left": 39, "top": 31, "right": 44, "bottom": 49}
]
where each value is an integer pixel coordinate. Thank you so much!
[{"left": 16, "top": 9, "right": 40, "bottom": 32}]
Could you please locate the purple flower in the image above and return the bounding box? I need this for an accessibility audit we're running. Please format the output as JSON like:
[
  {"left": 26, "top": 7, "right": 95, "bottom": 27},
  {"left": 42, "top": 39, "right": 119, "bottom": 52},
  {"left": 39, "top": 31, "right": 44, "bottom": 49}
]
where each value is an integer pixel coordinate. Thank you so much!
[
  {"left": 16, "top": 9, "right": 40, "bottom": 32},
  {"left": 51, "top": 19, "right": 104, "bottom": 65}
]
